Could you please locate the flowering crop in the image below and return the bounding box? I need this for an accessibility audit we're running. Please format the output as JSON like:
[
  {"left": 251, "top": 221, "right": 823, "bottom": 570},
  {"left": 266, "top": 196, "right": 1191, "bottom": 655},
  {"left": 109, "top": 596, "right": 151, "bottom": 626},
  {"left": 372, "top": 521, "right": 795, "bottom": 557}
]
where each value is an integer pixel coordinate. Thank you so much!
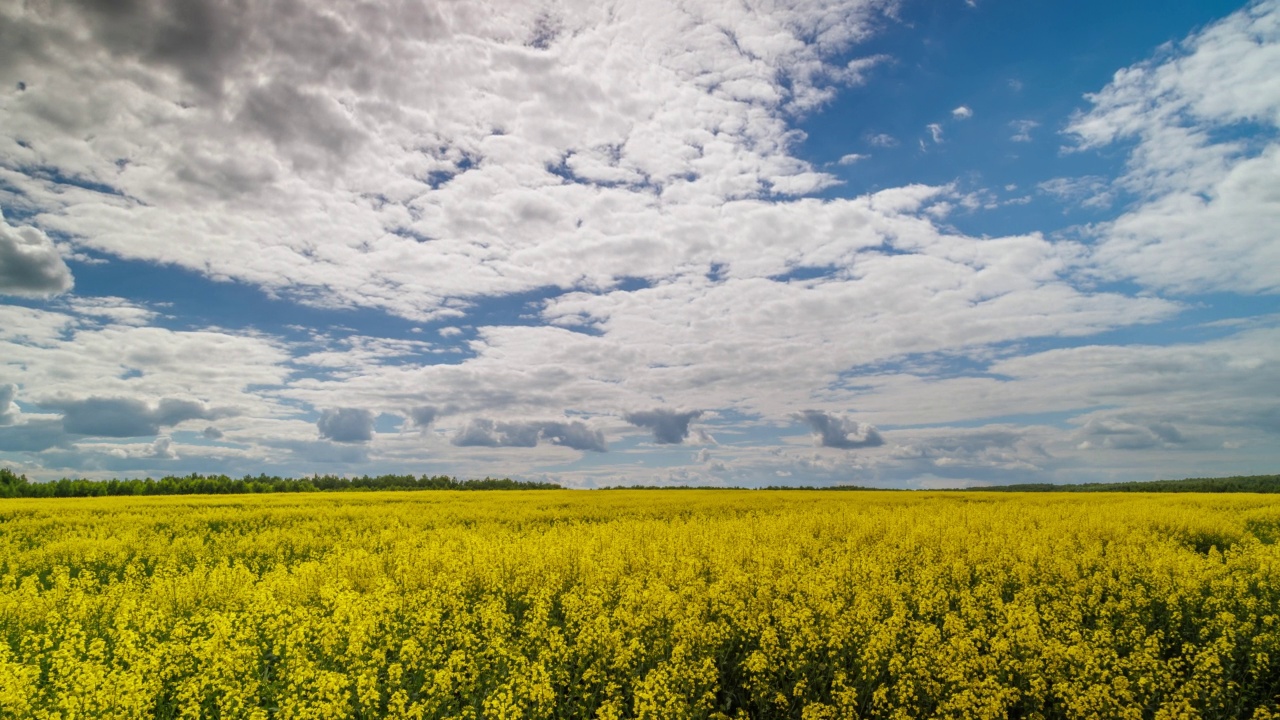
[{"left": 1, "top": 490, "right": 1278, "bottom": 718}]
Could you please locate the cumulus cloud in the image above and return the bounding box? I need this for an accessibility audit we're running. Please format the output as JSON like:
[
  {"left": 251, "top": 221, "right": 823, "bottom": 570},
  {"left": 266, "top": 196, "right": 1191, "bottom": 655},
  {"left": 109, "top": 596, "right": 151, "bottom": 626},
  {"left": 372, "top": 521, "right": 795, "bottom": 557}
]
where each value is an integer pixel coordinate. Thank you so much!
[
  {"left": 202, "top": 426, "right": 224, "bottom": 440},
  {"left": 837, "top": 153, "right": 868, "bottom": 165},
  {"left": 46, "top": 396, "right": 223, "bottom": 437},
  {"left": 317, "top": 407, "right": 375, "bottom": 444},
  {"left": 624, "top": 409, "right": 703, "bottom": 444},
  {"left": 797, "top": 410, "right": 884, "bottom": 449},
  {"left": 0, "top": 384, "right": 16, "bottom": 425},
  {"left": 1068, "top": 0, "right": 1280, "bottom": 294},
  {"left": 952, "top": 105, "right": 973, "bottom": 119},
  {"left": 451, "top": 418, "right": 606, "bottom": 452},
  {"left": 0, "top": 212, "right": 73, "bottom": 298}
]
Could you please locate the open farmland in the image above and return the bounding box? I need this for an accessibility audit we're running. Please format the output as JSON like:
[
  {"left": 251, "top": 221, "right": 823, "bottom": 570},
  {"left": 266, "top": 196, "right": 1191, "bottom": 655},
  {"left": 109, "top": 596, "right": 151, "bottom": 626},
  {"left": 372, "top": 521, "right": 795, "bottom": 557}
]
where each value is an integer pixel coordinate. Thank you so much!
[{"left": 2, "top": 491, "right": 1280, "bottom": 719}]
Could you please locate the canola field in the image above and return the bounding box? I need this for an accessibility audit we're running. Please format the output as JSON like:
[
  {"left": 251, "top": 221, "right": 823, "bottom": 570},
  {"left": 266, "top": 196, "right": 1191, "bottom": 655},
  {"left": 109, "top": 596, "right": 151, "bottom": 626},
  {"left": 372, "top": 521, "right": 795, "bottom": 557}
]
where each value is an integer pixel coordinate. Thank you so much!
[{"left": 2, "top": 490, "right": 1279, "bottom": 720}]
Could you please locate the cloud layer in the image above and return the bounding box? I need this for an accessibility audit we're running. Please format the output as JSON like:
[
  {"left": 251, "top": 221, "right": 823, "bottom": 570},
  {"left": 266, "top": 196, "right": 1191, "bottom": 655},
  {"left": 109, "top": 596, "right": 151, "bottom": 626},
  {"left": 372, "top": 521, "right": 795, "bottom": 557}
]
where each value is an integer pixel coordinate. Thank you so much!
[{"left": 0, "top": 2, "right": 1276, "bottom": 485}]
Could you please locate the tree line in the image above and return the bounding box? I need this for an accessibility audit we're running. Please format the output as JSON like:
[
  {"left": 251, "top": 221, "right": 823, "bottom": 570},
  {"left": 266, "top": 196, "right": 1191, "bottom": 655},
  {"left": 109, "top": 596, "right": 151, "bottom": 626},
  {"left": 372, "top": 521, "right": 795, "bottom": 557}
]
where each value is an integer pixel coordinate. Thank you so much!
[
  {"left": 0, "top": 468, "right": 560, "bottom": 498},
  {"left": 962, "top": 474, "right": 1280, "bottom": 493}
]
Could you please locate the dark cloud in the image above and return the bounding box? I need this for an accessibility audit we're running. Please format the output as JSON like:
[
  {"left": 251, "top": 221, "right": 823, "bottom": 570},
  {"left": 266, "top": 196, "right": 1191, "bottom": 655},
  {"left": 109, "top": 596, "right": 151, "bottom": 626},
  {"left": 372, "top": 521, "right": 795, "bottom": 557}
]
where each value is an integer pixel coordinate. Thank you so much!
[
  {"left": 48, "top": 396, "right": 222, "bottom": 437},
  {"left": 69, "top": 0, "right": 248, "bottom": 96},
  {"left": 538, "top": 421, "right": 608, "bottom": 452},
  {"left": 317, "top": 407, "right": 374, "bottom": 444},
  {"left": 0, "top": 420, "right": 68, "bottom": 452},
  {"left": 452, "top": 418, "right": 606, "bottom": 452},
  {"left": 797, "top": 410, "right": 885, "bottom": 449},
  {"left": 0, "top": 214, "right": 74, "bottom": 298},
  {"left": 408, "top": 406, "right": 438, "bottom": 429},
  {"left": 1076, "top": 419, "right": 1189, "bottom": 451},
  {"left": 624, "top": 409, "right": 703, "bottom": 444},
  {"left": 202, "top": 426, "right": 224, "bottom": 439},
  {"left": 452, "top": 419, "right": 504, "bottom": 448}
]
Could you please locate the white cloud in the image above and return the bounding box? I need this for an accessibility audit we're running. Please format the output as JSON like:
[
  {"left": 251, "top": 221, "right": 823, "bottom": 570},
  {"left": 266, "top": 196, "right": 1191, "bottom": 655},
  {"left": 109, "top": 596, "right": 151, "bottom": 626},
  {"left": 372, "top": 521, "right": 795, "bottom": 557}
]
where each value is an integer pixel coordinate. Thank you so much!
[
  {"left": 951, "top": 105, "right": 973, "bottom": 119},
  {"left": 1009, "top": 119, "right": 1039, "bottom": 142},
  {"left": 926, "top": 123, "right": 944, "bottom": 143},
  {"left": 1037, "top": 176, "right": 1114, "bottom": 209},
  {"left": 0, "top": 210, "right": 73, "bottom": 298},
  {"left": 837, "top": 153, "right": 868, "bottom": 165},
  {"left": 0, "top": 384, "right": 17, "bottom": 426},
  {"left": 0, "top": 0, "right": 899, "bottom": 320},
  {"left": 1068, "top": 0, "right": 1280, "bottom": 294}
]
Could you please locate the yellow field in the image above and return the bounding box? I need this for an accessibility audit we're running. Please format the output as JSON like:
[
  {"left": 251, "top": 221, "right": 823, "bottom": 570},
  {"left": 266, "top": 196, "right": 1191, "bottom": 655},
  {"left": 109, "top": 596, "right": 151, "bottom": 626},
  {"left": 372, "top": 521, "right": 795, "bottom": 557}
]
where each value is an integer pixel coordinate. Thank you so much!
[{"left": 1, "top": 491, "right": 1279, "bottom": 720}]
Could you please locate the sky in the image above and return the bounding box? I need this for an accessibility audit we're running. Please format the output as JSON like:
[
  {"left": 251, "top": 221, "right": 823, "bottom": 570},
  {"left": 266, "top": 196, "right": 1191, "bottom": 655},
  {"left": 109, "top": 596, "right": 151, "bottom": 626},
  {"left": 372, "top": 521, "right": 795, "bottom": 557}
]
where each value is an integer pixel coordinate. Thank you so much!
[{"left": 0, "top": 0, "right": 1277, "bottom": 488}]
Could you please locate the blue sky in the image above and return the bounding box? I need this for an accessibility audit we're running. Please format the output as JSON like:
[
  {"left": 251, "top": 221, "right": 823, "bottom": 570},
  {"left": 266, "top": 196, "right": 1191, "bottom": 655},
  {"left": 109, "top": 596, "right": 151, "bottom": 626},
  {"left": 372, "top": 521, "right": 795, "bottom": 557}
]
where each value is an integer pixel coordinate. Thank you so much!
[{"left": 0, "top": 0, "right": 1277, "bottom": 487}]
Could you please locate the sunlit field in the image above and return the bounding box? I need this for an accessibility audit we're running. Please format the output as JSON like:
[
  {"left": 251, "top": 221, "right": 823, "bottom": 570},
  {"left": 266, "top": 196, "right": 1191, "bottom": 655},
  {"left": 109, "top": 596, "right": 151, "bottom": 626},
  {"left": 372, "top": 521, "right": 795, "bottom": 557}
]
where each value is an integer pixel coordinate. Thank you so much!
[{"left": 2, "top": 490, "right": 1279, "bottom": 719}]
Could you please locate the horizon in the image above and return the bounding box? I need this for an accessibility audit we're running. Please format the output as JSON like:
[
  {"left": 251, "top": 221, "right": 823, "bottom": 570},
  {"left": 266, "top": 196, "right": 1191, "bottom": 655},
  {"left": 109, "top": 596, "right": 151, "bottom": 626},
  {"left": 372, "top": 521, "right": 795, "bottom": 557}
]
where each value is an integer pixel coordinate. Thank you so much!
[{"left": 1, "top": 0, "right": 1277, "bottom": 488}]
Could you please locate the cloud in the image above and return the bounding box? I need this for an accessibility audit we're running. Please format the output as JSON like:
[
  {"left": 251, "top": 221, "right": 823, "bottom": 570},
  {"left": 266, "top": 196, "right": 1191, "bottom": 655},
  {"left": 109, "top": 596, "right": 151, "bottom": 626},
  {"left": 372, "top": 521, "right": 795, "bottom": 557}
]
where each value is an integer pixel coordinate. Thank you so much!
[
  {"left": 797, "top": 410, "right": 885, "bottom": 449},
  {"left": 867, "top": 133, "right": 898, "bottom": 147},
  {"left": 926, "top": 123, "right": 943, "bottom": 143},
  {"left": 408, "top": 406, "right": 438, "bottom": 429},
  {"left": 0, "top": 420, "right": 68, "bottom": 452},
  {"left": 0, "top": 211, "right": 73, "bottom": 298},
  {"left": 1009, "top": 119, "right": 1039, "bottom": 142},
  {"left": 451, "top": 418, "right": 606, "bottom": 452},
  {"left": 951, "top": 105, "right": 973, "bottom": 119},
  {"left": 0, "top": 0, "right": 897, "bottom": 320},
  {"left": 0, "top": 384, "right": 16, "bottom": 426},
  {"left": 317, "top": 407, "right": 374, "bottom": 444},
  {"left": 624, "top": 409, "right": 703, "bottom": 444},
  {"left": 1075, "top": 418, "right": 1189, "bottom": 451},
  {"left": 1038, "top": 176, "right": 1114, "bottom": 209},
  {"left": 837, "top": 153, "right": 868, "bottom": 165},
  {"left": 1068, "top": 0, "right": 1280, "bottom": 295},
  {"left": 202, "top": 426, "right": 224, "bottom": 440},
  {"left": 46, "top": 396, "right": 223, "bottom": 437}
]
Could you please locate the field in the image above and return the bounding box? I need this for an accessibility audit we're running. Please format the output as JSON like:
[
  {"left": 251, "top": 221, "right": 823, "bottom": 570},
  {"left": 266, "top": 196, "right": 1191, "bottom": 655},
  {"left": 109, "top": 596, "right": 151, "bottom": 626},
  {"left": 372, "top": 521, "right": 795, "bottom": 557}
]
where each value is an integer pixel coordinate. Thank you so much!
[{"left": 2, "top": 491, "right": 1279, "bottom": 719}]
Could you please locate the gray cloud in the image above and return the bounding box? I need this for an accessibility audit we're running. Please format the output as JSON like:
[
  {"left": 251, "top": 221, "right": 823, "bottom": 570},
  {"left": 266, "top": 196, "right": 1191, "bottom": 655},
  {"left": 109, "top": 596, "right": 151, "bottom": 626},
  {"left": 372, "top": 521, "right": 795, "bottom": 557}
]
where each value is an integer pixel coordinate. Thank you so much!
[
  {"left": 408, "top": 406, "right": 438, "bottom": 429},
  {"left": 538, "top": 421, "right": 608, "bottom": 452},
  {"left": 797, "top": 410, "right": 885, "bottom": 449},
  {"left": 67, "top": 0, "right": 249, "bottom": 97},
  {"left": 47, "top": 396, "right": 222, "bottom": 437},
  {"left": 202, "top": 425, "right": 224, "bottom": 439},
  {"left": 317, "top": 407, "right": 374, "bottom": 444},
  {"left": 451, "top": 418, "right": 606, "bottom": 452},
  {"left": 624, "top": 409, "right": 703, "bottom": 444},
  {"left": 0, "top": 419, "right": 68, "bottom": 452},
  {"left": 0, "top": 213, "right": 73, "bottom": 298},
  {"left": 1075, "top": 418, "right": 1189, "bottom": 451}
]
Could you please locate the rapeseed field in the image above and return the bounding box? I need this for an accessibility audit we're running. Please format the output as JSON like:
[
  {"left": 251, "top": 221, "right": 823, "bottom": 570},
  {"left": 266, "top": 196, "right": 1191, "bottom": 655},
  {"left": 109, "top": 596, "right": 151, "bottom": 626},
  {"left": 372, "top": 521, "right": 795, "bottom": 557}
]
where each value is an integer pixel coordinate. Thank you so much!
[{"left": 1, "top": 490, "right": 1278, "bottom": 719}]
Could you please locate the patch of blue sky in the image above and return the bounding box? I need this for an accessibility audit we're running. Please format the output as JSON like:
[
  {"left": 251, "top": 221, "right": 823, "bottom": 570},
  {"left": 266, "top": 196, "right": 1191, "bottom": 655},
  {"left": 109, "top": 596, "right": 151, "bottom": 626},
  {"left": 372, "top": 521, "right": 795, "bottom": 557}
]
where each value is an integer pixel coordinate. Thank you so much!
[
  {"left": 796, "top": 0, "right": 1245, "bottom": 202},
  {"left": 64, "top": 256, "right": 487, "bottom": 364}
]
